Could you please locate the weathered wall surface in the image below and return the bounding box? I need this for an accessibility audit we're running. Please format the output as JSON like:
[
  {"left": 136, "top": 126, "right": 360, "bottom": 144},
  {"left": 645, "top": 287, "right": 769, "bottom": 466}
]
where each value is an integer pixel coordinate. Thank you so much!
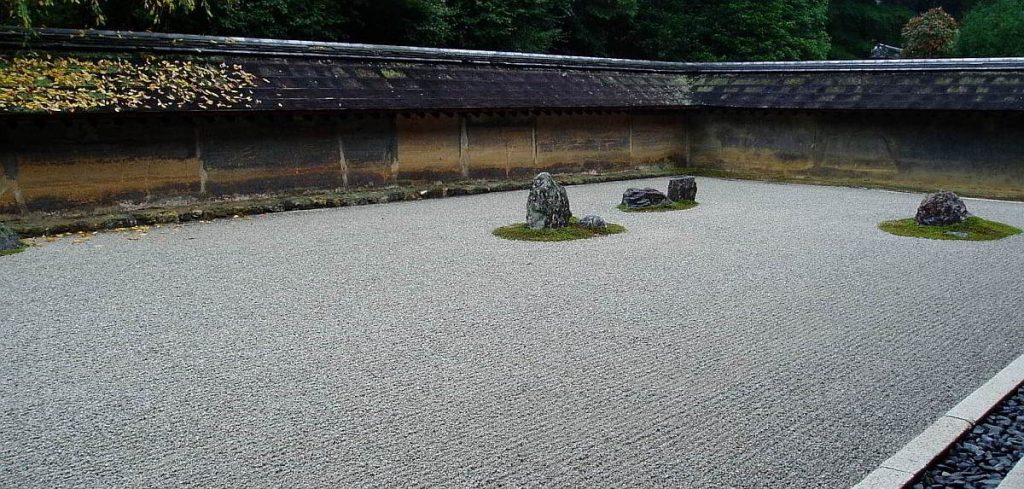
[
  {"left": 687, "top": 110, "right": 1024, "bottom": 199},
  {"left": 0, "top": 119, "right": 200, "bottom": 213},
  {"left": 0, "top": 112, "right": 686, "bottom": 216},
  {"left": 3, "top": 109, "right": 1022, "bottom": 217}
]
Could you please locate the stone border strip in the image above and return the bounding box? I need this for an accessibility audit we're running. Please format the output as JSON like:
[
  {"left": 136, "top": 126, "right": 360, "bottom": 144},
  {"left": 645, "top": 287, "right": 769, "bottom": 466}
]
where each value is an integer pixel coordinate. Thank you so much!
[
  {"left": 853, "top": 353, "right": 1024, "bottom": 489},
  {"left": 999, "top": 460, "right": 1024, "bottom": 489}
]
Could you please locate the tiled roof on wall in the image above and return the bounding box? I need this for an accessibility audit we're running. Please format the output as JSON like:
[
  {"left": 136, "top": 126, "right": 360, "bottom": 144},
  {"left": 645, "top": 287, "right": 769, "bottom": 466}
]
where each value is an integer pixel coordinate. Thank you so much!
[{"left": 2, "top": 27, "right": 1023, "bottom": 114}]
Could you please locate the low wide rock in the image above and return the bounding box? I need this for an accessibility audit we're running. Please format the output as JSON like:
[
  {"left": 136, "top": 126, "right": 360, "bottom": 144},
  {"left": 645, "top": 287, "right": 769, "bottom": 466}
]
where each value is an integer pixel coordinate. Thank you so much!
[
  {"left": 622, "top": 188, "right": 671, "bottom": 209},
  {"left": 0, "top": 223, "right": 21, "bottom": 252},
  {"left": 526, "top": 172, "right": 571, "bottom": 229},
  {"left": 915, "top": 191, "right": 970, "bottom": 226},
  {"left": 578, "top": 215, "right": 607, "bottom": 229},
  {"left": 668, "top": 177, "right": 697, "bottom": 201}
]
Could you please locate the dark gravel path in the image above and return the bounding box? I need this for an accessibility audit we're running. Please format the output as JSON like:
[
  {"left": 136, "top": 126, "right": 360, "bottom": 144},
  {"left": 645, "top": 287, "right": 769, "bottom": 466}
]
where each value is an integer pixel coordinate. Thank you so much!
[
  {"left": 2, "top": 177, "right": 1023, "bottom": 488},
  {"left": 913, "top": 386, "right": 1024, "bottom": 489}
]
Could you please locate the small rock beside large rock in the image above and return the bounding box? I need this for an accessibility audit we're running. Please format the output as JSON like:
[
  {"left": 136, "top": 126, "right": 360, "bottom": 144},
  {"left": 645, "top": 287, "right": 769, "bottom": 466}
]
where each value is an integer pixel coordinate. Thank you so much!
[
  {"left": 0, "top": 223, "right": 21, "bottom": 252},
  {"left": 526, "top": 172, "right": 572, "bottom": 229},
  {"left": 578, "top": 215, "right": 607, "bottom": 229},
  {"left": 916, "top": 191, "right": 970, "bottom": 226},
  {"left": 668, "top": 177, "right": 697, "bottom": 202},
  {"left": 622, "top": 188, "right": 672, "bottom": 209}
]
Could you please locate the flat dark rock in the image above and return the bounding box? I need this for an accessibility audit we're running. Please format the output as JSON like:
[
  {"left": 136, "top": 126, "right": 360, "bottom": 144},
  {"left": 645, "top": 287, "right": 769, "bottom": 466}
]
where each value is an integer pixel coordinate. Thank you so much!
[{"left": 622, "top": 188, "right": 672, "bottom": 209}]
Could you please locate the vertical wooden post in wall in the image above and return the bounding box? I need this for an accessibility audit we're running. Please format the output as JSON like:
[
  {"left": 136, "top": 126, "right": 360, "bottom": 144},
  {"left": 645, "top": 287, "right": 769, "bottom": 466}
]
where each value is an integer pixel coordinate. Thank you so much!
[
  {"left": 683, "top": 116, "right": 692, "bottom": 166},
  {"left": 531, "top": 117, "right": 539, "bottom": 169},
  {"left": 0, "top": 151, "right": 28, "bottom": 214},
  {"left": 459, "top": 115, "right": 470, "bottom": 178},
  {"left": 194, "top": 124, "right": 208, "bottom": 195},
  {"left": 628, "top": 114, "right": 634, "bottom": 163},
  {"left": 505, "top": 138, "right": 511, "bottom": 179},
  {"left": 337, "top": 122, "right": 349, "bottom": 188}
]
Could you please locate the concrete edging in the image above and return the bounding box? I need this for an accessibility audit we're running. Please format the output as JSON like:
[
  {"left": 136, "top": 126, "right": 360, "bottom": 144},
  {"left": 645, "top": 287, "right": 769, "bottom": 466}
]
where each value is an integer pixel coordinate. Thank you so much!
[
  {"left": 852, "top": 353, "right": 1024, "bottom": 489},
  {"left": 999, "top": 460, "right": 1024, "bottom": 489}
]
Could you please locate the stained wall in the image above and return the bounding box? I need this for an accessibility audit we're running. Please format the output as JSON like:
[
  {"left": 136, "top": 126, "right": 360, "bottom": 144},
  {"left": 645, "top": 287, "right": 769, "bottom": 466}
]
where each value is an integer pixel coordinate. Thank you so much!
[
  {"left": 3, "top": 108, "right": 1023, "bottom": 217},
  {"left": 0, "top": 112, "right": 686, "bottom": 216},
  {"left": 686, "top": 110, "right": 1024, "bottom": 199}
]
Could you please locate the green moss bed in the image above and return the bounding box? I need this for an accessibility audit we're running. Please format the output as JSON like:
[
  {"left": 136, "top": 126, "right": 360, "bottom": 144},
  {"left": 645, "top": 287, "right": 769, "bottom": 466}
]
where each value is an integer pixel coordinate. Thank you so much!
[
  {"left": 878, "top": 216, "right": 1022, "bottom": 241},
  {"left": 493, "top": 218, "right": 626, "bottom": 242},
  {"left": 617, "top": 200, "right": 699, "bottom": 213},
  {"left": 0, "top": 245, "right": 27, "bottom": 257}
]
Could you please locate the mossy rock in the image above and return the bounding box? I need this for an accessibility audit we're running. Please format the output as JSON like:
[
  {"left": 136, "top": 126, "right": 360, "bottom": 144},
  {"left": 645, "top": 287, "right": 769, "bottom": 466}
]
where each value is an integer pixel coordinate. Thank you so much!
[
  {"left": 493, "top": 217, "right": 626, "bottom": 242},
  {"left": 617, "top": 200, "right": 699, "bottom": 213},
  {"left": 878, "top": 216, "right": 1022, "bottom": 241},
  {"left": 0, "top": 223, "right": 25, "bottom": 256}
]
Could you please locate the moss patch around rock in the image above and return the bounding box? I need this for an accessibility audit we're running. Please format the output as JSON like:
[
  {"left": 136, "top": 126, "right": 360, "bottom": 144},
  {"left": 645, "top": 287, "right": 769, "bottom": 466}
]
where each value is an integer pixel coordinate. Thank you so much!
[
  {"left": 493, "top": 218, "right": 626, "bottom": 242},
  {"left": 878, "top": 216, "right": 1022, "bottom": 241},
  {"left": 617, "top": 200, "right": 699, "bottom": 213}
]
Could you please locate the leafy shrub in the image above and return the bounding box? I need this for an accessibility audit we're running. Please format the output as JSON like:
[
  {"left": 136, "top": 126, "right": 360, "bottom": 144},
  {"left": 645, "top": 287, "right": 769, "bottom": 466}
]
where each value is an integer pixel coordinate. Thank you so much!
[
  {"left": 955, "top": 0, "right": 1024, "bottom": 57},
  {"left": 901, "top": 7, "right": 958, "bottom": 58}
]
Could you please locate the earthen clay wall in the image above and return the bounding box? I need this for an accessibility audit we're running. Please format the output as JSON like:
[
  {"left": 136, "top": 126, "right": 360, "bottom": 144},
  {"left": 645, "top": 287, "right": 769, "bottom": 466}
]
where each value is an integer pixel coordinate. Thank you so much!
[{"left": 3, "top": 109, "right": 1022, "bottom": 216}]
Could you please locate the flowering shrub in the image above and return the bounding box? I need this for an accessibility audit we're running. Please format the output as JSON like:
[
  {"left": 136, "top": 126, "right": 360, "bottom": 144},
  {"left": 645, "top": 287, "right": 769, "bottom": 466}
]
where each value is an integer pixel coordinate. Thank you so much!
[{"left": 901, "top": 7, "right": 958, "bottom": 58}]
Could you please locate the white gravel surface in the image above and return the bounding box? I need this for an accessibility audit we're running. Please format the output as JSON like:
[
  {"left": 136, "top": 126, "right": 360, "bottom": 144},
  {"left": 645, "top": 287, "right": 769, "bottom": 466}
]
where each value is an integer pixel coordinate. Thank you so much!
[{"left": 2, "top": 177, "right": 1023, "bottom": 488}]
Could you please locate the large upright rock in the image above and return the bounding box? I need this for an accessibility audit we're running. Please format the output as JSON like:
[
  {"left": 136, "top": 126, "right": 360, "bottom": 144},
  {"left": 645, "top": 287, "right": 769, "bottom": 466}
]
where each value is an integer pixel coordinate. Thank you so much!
[
  {"left": 526, "top": 172, "right": 571, "bottom": 229},
  {"left": 621, "top": 188, "right": 671, "bottom": 209},
  {"left": 0, "top": 223, "right": 21, "bottom": 252},
  {"left": 915, "top": 191, "right": 970, "bottom": 226},
  {"left": 667, "top": 177, "right": 697, "bottom": 202}
]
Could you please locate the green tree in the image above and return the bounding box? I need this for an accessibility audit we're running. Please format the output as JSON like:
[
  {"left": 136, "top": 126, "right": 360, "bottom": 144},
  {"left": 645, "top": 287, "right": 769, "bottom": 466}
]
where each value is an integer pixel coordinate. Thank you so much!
[
  {"left": 336, "top": 0, "right": 450, "bottom": 46},
  {"left": 2, "top": 0, "right": 213, "bottom": 28},
  {"left": 888, "top": 0, "right": 979, "bottom": 17},
  {"left": 900, "top": 7, "right": 958, "bottom": 57},
  {"left": 198, "top": 0, "right": 348, "bottom": 41},
  {"left": 827, "top": 0, "right": 914, "bottom": 59},
  {"left": 954, "top": 0, "right": 1024, "bottom": 57},
  {"left": 444, "top": 0, "right": 570, "bottom": 53},
  {"left": 628, "top": 0, "right": 830, "bottom": 61},
  {"left": 556, "top": 0, "right": 638, "bottom": 57}
]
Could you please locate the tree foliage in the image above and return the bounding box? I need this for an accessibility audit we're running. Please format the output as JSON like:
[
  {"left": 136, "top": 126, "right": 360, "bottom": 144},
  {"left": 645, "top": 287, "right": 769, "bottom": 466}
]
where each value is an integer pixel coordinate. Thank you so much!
[
  {"left": 954, "top": 0, "right": 1024, "bottom": 57},
  {"left": 557, "top": 0, "right": 638, "bottom": 57},
  {"left": 2, "top": 0, "right": 211, "bottom": 28},
  {"left": 445, "top": 0, "right": 569, "bottom": 52},
  {"left": 888, "top": 0, "right": 979, "bottom": 17},
  {"left": 627, "top": 0, "right": 830, "bottom": 61},
  {"left": 10, "top": 0, "right": 1014, "bottom": 61},
  {"left": 828, "top": 0, "right": 914, "bottom": 59},
  {"left": 1, "top": 0, "right": 836, "bottom": 61},
  {"left": 900, "top": 7, "right": 958, "bottom": 57}
]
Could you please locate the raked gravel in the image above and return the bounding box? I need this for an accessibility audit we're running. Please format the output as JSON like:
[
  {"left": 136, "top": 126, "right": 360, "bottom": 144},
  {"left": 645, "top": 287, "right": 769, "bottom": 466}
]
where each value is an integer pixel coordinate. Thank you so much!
[{"left": 2, "top": 177, "right": 1023, "bottom": 488}]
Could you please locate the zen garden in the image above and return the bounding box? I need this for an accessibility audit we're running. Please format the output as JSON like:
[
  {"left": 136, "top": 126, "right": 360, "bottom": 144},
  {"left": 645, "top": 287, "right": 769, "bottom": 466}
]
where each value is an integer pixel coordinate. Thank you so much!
[{"left": 1, "top": 1, "right": 1024, "bottom": 488}]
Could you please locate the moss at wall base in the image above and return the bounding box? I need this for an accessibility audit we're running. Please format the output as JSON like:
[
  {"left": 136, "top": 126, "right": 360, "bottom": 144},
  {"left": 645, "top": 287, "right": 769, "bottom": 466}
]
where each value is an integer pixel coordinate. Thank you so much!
[
  {"left": 4, "top": 167, "right": 680, "bottom": 237},
  {"left": 7, "top": 164, "right": 1023, "bottom": 238}
]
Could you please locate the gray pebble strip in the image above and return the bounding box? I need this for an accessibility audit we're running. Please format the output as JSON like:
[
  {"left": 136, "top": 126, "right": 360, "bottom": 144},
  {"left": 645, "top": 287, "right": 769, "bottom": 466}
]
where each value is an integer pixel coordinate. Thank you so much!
[{"left": 914, "top": 386, "right": 1024, "bottom": 489}]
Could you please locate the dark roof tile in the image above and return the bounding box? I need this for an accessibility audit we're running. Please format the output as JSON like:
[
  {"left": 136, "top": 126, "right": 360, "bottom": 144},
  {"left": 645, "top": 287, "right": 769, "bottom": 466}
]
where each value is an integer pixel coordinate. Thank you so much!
[{"left": 2, "top": 27, "right": 1024, "bottom": 114}]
